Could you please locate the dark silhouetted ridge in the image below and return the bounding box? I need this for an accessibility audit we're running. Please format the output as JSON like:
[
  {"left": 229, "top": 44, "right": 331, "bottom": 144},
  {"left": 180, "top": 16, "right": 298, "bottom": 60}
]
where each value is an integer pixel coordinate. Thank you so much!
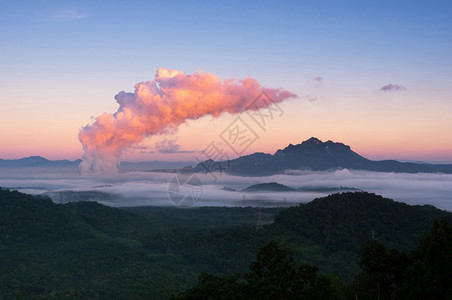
[{"left": 225, "top": 137, "right": 452, "bottom": 175}]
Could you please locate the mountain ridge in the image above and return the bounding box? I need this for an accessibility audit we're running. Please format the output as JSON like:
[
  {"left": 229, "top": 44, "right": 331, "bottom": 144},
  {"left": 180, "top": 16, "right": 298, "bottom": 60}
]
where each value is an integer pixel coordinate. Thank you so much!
[
  {"left": 2, "top": 138, "right": 452, "bottom": 174},
  {"left": 196, "top": 137, "right": 452, "bottom": 175},
  {"left": 0, "top": 156, "right": 82, "bottom": 167}
]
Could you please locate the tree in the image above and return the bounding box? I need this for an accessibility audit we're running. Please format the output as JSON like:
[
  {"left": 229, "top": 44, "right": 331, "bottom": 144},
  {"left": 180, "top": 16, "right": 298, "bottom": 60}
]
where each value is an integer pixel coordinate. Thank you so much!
[
  {"left": 245, "top": 241, "right": 339, "bottom": 300},
  {"left": 245, "top": 240, "right": 299, "bottom": 299},
  {"left": 352, "top": 219, "right": 452, "bottom": 300},
  {"left": 170, "top": 273, "right": 245, "bottom": 300},
  {"left": 172, "top": 240, "right": 343, "bottom": 299},
  {"left": 352, "top": 239, "right": 409, "bottom": 300},
  {"left": 397, "top": 219, "right": 452, "bottom": 299}
]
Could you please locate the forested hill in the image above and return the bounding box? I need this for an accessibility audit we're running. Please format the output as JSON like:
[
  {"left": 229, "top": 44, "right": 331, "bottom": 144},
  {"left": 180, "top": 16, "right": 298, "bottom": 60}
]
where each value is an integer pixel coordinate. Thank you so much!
[
  {"left": 274, "top": 192, "right": 452, "bottom": 251},
  {"left": 0, "top": 188, "right": 142, "bottom": 242},
  {"left": 242, "top": 182, "right": 296, "bottom": 192},
  {"left": 1, "top": 188, "right": 451, "bottom": 298}
]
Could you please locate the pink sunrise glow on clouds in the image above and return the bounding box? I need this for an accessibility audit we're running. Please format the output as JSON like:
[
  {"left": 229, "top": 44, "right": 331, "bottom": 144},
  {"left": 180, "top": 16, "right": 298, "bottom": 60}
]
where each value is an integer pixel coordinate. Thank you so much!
[{"left": 0, "top": 1, "right": 451, "bottom": 163}]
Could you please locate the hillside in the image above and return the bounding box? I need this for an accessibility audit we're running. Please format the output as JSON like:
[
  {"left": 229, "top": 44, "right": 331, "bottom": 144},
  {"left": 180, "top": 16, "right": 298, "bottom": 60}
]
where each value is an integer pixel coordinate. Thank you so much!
[
  {"left": 274, "top": 192, "right": 452, "bottom": 252},
  {"left": 1, "top": 188, "right": 451, "bottom": 298},
  {"left": 0, "top": 188, "right": 143, "bottom": 242},
  {"left": 0, "top": 188, "right": 195, "bottom": 299},
  {"left": 0, "top": 188, "right": 282, "bottom": 299}
]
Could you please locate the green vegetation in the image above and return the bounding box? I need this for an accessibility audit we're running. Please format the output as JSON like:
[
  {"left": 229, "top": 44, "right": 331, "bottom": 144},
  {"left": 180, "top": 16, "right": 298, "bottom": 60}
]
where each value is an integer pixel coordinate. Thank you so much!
[
  {"left": 174, "top": 220, "right": 452, "bottom": 299},
  {"left": 1, "top": 188, "right": 451, "bottom": 299},
  {"left": 172, "top": 241, "right": 344, "bottom": 300},
  {"left": 350, "top": 219, "right": 452, "bottom": 299}
]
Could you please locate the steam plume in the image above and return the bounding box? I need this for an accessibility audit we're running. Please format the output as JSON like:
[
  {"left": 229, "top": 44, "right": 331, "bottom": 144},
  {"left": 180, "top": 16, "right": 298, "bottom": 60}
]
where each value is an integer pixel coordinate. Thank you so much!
[{"left": 79, "top": 68, "right": 296, "bottom": 174}]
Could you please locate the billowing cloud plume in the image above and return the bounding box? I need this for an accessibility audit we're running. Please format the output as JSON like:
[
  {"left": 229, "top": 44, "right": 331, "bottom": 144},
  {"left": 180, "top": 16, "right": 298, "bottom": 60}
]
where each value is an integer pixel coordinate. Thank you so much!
[
  {"left": 380, "top": 83, "right": 407, "bottom": 92},
  {"left": 79, "top": 68, "right": 296, "bottom": 174}
]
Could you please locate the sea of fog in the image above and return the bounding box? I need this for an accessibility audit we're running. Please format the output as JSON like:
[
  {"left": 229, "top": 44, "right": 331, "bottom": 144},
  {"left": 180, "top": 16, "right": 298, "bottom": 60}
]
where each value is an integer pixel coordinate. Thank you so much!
[{"left": 0, "top": 166, "right": 451, "bottom": 212}]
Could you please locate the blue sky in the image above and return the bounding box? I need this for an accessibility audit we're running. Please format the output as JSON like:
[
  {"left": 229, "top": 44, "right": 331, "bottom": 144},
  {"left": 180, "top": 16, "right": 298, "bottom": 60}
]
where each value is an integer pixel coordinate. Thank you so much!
[
  {"left": 1, "top": 0, "right": 451, "bottom": 161},
  {"left": 3, "top": 0, "right": 451, "bottom": 83}
]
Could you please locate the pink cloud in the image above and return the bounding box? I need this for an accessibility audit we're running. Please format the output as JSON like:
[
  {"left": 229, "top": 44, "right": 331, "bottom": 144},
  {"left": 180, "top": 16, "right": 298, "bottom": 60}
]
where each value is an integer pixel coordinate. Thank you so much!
[{"left": 79, "top": 68, "right": 296, "bottom": 173}]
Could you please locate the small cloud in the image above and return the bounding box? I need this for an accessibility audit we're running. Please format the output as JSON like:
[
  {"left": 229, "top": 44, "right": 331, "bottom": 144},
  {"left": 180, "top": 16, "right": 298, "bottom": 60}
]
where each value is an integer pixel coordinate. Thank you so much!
[
  {"left": 155, "top": 139, "right": 180, "bottom": 153},
  {"left": 132, "top": 145, "right": 150, "bottom": 150},
  {"left": 155, "top": 139, "right": 195, "bottom": 154},
  {"left": 314, "top": 77, "right": 323, "bottom": 82},
  {"left": 37, "top": 9, "right": 89, "bottom": 22},
  {"left": 139, "top": 150, "right": 155, "bottom": 154},
  {"left": 301, "top": 94, "right": 319, "bottom": 102},
  {"left": 380, "top": 84, "right": 407, "bottom": 92}
]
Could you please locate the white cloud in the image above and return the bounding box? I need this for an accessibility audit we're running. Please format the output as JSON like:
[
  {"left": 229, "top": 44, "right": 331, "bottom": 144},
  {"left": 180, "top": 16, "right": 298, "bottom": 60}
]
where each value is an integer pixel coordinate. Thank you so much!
[{"left": 36, "top": 9, "right": 89, "bottom": 22}]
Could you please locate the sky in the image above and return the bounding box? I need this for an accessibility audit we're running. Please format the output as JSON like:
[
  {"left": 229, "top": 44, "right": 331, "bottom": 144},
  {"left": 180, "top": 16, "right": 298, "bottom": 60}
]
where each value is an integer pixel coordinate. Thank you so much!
[{"left": 1, "top": 0, "right": 451, "bottom": 163}]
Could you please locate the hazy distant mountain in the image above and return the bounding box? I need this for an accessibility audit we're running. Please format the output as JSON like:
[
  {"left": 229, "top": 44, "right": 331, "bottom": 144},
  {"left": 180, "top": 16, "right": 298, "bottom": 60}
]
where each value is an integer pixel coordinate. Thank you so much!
[
  {"left": 0, "top": 156, "right": 81, "bottom": 168},
  {"left": 120, "top": 160, "right": 193, "bottom": 172},
  {"left": 242, "top": 182, "right": 296, "bottom": 192},
  {"left": 194, "top": 137, "right": 452, "bottom": 175},
  {"left": 0, "top": 156, "right": 190, "bottom": 171},
  {"left": 2, "top": 138, "right": 451, "bottom": 175}
]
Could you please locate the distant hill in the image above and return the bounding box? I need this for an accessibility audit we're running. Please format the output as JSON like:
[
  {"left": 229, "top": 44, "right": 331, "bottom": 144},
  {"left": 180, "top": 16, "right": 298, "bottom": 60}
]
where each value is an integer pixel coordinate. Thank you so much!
[
  {"left": 191, "top": 137, "right": 452, "bottom": 175},
  {"left": 121, "top": 160, "right": 193, "bottom": 172},
  {"left": 4, "top": 138, "right": 452, "bottom": 175},
  {"left": 242, "top": 182, "right": 296, "bottom": 192},
  {"left": 0, "top": 156, "right": 81, "bottom": 168},
  {"left": 0, "top": 156, "right": 192, "bottom": 172}
]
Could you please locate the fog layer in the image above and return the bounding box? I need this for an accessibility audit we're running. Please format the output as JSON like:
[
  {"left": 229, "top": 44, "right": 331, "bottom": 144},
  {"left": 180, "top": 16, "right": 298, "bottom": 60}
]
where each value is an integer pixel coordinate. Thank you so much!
[{"left": 0, "top": 166, "right": 451, "bottom": 211}]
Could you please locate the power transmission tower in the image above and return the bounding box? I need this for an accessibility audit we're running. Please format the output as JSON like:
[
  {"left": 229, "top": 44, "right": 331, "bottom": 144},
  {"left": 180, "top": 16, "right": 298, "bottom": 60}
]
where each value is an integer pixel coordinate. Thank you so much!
[
  {"left": 370, "top": 230, "right": 376, "bottom": 240},
  {"left": 255, "top": 207, "right": 264, "bottom": 231}
]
